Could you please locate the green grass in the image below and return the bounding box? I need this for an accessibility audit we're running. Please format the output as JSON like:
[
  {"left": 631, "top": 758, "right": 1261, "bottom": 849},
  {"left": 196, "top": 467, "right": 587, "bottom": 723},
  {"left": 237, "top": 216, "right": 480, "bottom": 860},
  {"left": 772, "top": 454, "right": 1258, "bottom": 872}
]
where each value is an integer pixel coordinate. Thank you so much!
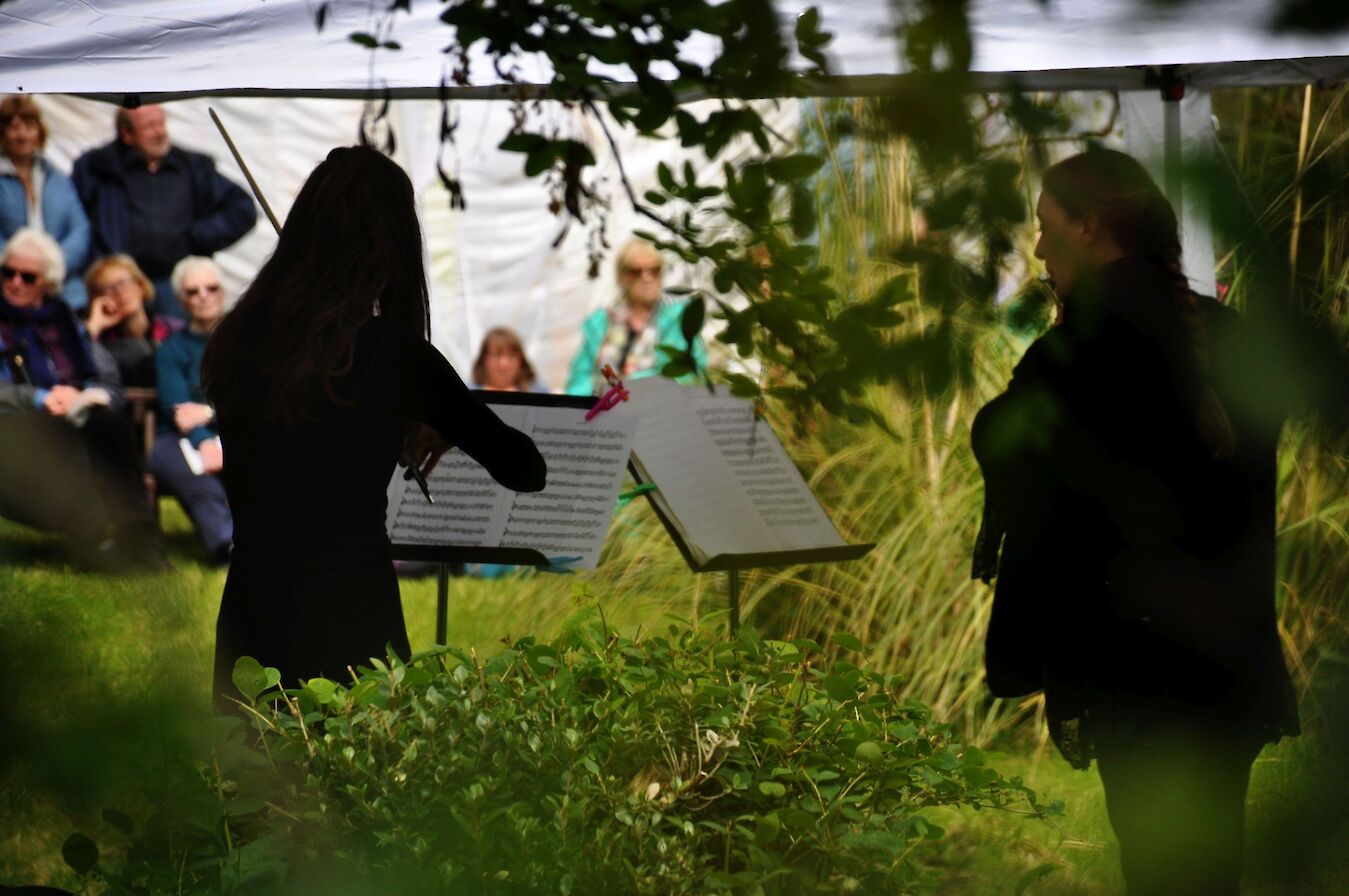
[{"left": 4, "top": 452, "right": 1347, "bottom": 893}]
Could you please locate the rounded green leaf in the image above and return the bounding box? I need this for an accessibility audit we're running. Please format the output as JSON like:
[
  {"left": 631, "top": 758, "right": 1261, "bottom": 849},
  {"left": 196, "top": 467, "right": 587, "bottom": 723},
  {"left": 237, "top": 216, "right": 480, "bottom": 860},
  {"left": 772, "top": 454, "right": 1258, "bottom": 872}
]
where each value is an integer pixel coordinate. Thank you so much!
[
  {"left": 831, "top": 632, "right": 864, "bottom": 652},
  {"left": 854, "top": 741, "right": 884, "bottom": 765},
  {"left": 305, "top": 677, "right": 338, "bottom": 705},
  {"left": 62, "top": 832, "right": 99, "bottom": 875},
  {"left": 232, "top": 656, "right": 269, "bottom": 702},
  {"left": 757, "top": 781, "right": 787, "bottom": 798}
]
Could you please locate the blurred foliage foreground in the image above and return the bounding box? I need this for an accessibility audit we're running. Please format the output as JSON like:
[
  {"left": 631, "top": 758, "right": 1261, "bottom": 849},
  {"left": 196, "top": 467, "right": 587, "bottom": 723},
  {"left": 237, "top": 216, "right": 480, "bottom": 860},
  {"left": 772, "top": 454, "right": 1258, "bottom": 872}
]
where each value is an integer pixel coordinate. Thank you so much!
[{"left": 52, "top": 620, "right": 1054, "bottom": 896}]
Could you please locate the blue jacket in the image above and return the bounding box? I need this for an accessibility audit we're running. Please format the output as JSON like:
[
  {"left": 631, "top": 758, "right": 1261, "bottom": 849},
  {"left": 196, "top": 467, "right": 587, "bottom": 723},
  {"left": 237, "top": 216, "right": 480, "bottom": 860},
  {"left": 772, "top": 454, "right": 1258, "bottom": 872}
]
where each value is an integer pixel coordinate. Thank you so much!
[
  {"left": 154, "top": 328, "right": 216, "bottom": 448},
  {"left": 72, "top": 141, "right": 256, "bottom": 316},
  {"left": 0, "top": 155, "right": 92, "bottom": 309},
  {"left": 564, "top": 299, "right": 709, "bottom": 396}
]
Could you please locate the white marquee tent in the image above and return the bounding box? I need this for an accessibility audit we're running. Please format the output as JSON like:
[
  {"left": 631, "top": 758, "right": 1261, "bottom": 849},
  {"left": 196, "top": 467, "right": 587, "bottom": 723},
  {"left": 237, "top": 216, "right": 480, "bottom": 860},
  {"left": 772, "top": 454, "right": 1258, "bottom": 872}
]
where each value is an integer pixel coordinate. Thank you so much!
[{"left": 2, "top": 0, "right": 1346, "bottom": 386}]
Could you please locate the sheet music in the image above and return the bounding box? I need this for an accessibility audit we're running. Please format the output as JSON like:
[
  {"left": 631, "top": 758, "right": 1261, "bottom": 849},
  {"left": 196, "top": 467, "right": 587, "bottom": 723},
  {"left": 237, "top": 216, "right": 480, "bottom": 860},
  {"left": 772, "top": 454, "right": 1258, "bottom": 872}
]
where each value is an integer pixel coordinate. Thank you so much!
[
  {"left": 626, "top": 378, "right": 847, "bottom": 560},
  {"left": 687, "top": 392, "right": 842, "bottom": 550},
  {"left": 386, "top": 402, "right": 636, "bottom": 569}
]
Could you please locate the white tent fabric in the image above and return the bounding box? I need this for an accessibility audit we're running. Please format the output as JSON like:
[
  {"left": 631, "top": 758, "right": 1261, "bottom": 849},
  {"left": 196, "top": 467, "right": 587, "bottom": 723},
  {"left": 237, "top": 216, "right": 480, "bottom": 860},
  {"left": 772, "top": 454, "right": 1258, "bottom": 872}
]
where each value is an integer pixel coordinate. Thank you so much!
[
  {"left": 4, "top": 1, "right": 1344, "bottom": 382},
  {"left": 31, "top": 94, "right": 794, "bottom": 388},
  {"left": 3, "top": 0, "right": 1347, "bottom": 98}
]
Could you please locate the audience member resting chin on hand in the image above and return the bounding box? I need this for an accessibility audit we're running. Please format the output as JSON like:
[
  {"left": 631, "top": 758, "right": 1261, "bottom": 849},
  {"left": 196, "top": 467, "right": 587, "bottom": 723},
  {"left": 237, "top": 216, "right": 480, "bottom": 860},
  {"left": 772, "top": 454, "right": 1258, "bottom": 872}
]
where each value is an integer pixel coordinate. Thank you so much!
[
  {"left": 84, "top": 253, "right": 181, "bottom": 387},
  {"left": 0, "top": 227, "right": 167, "bottom": 572}
]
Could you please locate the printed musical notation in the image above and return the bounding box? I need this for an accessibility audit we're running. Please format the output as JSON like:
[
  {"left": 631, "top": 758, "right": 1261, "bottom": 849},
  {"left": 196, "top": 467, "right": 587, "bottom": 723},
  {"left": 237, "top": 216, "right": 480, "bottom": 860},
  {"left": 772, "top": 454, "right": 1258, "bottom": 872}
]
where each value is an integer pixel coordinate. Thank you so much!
[
  {"left": 626, "top": 377, "right": 847, "bottom": 563},
  {"left": 386, "top": 403, "right": 637, "bottom": 569}
]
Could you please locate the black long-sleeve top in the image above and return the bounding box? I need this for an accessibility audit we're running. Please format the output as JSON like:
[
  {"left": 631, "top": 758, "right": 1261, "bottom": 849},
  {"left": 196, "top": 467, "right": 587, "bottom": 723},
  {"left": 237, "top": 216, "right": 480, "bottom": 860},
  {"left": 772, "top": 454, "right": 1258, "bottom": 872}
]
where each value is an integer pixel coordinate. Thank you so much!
[{"left": 217, "top": 315, "right": 546, "bottom": 564}]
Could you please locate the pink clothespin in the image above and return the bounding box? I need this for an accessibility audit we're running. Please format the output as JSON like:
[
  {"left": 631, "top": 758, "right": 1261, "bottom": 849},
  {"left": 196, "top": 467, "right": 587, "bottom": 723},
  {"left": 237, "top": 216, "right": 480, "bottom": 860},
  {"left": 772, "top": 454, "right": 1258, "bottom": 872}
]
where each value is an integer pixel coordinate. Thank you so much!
[{"left": 585, "top": 364, "right": 629, "bottom": 421}]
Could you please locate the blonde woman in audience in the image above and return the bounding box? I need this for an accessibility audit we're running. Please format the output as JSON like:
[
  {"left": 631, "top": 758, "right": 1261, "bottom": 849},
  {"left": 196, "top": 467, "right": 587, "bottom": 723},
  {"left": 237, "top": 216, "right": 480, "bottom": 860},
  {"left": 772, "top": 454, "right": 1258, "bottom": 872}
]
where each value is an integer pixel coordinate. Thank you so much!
[{"left": 564, "top": 238, "right": 706, "bottom": 395}]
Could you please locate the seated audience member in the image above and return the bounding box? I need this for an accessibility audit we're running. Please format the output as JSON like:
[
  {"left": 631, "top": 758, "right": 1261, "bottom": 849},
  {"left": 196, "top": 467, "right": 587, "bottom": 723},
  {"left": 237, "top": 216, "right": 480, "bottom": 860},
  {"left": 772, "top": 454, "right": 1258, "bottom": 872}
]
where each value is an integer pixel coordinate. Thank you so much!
[
  {"left": 72, "top": 104, "right": 256, "bottom": 319},
  {"left": 149, "top": 256, "right": 232, "bottom": 564},
  {"left": 0, "top": 95, "right": 91, "bottom": 310},
  {"left": 565, "top": 238, "right": 707, "bottom": 395},
  {"left": 472, "top": 326, "right": 546, "bottom": 393},
  {"left": 84, "top": 254, "right": 181, "bottom": 387},
  {"left": 0, "top": 229, "right": 166, "bottom": 571}
]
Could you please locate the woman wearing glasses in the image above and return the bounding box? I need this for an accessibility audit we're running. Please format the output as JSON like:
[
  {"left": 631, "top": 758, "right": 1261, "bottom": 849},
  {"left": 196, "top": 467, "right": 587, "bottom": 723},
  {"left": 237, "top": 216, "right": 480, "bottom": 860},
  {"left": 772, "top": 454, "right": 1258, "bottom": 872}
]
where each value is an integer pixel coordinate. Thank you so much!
[
  {"left": 564, "top": 237, "right": 707, "bottom": 396},
  {"left": 148, "top": 256, "right": 232, "bottom": 564},
  {"left": 84, "top": 254, "right": 182, "bottom": 387},
  {"left": 0, "top": 228, "right": 165, "bottom": 571}
]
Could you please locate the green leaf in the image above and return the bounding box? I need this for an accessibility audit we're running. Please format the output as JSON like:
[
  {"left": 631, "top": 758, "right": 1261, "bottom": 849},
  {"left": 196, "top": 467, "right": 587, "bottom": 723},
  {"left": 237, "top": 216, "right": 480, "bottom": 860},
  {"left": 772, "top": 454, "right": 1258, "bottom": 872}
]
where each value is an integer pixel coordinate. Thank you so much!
[
  {"left": 680, "top": 297, "right": 705, "bottom": 343},
  {"left": 498, "top": 131, "right": 546, "bottom": 154},
  {"left": 62, "top": 833, "right": 98, "bottom": 875},
  {"left": 1014, "top": 862, "right": 1060, "bottom": 895},
  {"left": 790, "top": 183, "right": 817, "bottom": 238},
  {"left": 662, "top": 355, "right": 694, "bottom": 379},
  {"left": 823, "top": 674, "right": 856, "bottom": 703},
  {"left": 724, "top": 373, "right": 760, "bottom": 399},
  {"left": 831, "top": 632, "right": 864, "bottom": 652},
  {"left": 232, "top": 656, "right": 270, "bottom": 702},
  {"left": 305, "top": 677, "right": 338, "bottom": 705},
  {"left": 766, "top": 153, "right": 824, "bottom": 182},
  {"left": 349, "top": 31, "right": 379, "bottom": 48},
  {"left": 757, "top": 781, "right": 787, "bottom": 798},
  {"left": 755, "top": 811, "right": 781, "bottom": 846},
  {"left": 101, "top": 808, "right": 134, "bottom": 836}
]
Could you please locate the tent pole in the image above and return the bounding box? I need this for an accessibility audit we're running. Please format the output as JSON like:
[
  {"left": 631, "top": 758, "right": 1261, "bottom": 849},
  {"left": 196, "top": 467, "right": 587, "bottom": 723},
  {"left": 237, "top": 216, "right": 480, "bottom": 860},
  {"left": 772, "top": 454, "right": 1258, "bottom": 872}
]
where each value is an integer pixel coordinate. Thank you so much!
[{"left": 1160, "top": 69, "right": 1184, "bottom": 213}]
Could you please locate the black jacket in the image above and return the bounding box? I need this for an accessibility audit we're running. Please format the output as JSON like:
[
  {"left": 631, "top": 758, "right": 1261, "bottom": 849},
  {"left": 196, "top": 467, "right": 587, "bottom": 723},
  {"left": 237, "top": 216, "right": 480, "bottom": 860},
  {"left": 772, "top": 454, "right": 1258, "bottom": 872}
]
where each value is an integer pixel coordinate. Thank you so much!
[
  {"left": 71, "top": 141, "right": 256, "bottom": 267},
  {"left": 972, "top": 256, "right": 1298, "bottom": 767}
]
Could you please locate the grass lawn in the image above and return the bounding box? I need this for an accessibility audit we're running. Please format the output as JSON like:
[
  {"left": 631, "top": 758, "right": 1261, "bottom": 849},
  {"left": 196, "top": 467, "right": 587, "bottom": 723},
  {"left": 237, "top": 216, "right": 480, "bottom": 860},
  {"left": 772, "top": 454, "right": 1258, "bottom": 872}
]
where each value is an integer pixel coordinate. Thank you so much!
[{"left": 1, "top": 504, "right": 1345, "bottom": 894}]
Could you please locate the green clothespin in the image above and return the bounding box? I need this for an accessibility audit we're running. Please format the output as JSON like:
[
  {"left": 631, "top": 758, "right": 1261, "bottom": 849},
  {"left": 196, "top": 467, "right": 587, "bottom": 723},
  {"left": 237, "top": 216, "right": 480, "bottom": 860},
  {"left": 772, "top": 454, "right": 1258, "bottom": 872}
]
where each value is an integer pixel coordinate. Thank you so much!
[{"left": 617, "top": 483, "right": 657, "bottom": 507}]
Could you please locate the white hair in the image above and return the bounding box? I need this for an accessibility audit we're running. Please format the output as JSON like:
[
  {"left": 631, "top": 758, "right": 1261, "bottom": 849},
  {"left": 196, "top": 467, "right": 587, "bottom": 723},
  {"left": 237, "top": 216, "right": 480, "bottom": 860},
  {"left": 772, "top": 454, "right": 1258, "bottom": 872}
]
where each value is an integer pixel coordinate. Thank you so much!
[
  {"left": 170, "top": 255, "right": 222, "bottom": 297},
  {"left": 3, "top": 227, "right": 65, "bottom": 292}
]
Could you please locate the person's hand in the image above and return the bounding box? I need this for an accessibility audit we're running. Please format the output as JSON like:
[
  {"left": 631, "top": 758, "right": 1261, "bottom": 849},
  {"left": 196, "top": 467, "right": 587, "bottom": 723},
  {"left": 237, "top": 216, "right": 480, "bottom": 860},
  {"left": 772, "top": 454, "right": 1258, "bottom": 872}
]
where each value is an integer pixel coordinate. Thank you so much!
[
  {"left": 41, "top": 384, "right": 81, "bottom": 416},
  {"left": 198, "top": 438, "right": 224, "bottom": 475},
  {"left": 174, "top": 402, "right": 214, "bottom": 433},
  {"left": 400, "top": 421, "right": 451, "bottom": 480},
  {"left": 85, "top": 296, "right": 122, "bottom": 339}
]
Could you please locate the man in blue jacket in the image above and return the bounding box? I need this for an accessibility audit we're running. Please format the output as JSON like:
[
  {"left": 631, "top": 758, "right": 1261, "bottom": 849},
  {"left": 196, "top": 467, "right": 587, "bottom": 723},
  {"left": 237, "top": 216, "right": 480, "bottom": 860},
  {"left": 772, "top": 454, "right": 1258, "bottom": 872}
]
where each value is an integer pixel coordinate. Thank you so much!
[{"left": 72, "top": 104, "right": 256, "bottom": 320}]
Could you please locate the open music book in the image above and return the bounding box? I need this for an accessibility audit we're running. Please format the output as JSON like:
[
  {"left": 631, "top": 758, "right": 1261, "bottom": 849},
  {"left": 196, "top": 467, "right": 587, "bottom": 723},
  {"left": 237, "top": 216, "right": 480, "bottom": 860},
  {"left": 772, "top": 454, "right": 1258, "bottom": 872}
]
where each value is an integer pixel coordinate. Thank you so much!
[
  {"left": 385, "top": 393, "right": 637, "bottom": 570},
  {"left": 625, "top": 377, "right": 871, "bottom": 571}
]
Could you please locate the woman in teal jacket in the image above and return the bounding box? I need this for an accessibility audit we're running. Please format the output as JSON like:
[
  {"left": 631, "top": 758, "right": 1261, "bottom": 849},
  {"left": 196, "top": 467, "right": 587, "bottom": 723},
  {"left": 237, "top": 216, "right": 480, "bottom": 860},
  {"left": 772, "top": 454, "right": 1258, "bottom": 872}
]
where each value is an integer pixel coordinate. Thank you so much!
[{"left": 565, "top": 238, "right": 707, "bottom": 395}]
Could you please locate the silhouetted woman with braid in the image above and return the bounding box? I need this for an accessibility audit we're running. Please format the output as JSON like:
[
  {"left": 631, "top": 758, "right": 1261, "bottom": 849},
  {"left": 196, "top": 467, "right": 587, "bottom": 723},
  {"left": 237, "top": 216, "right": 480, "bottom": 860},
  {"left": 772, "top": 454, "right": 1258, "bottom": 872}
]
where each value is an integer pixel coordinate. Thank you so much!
[{"left": 972, "top": 148, "right": 1297, "bottom": 896}]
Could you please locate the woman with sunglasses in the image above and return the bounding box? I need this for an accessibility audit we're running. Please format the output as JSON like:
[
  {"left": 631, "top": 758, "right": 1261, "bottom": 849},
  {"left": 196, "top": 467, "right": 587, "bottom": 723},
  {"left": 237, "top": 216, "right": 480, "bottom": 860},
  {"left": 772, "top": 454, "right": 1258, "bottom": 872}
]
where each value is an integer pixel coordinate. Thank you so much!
[
  {"left": 564, "top": 237, "right": 707, "bottom": 395},
  {"left": 0, "top": 95, "right": 91, "bottom": 310},
  {"left": 83, "top": 254, "right": 182, "bottom": 387},
  {"left": 0, "top": 227, "right": 166, "bottom": 571},
  {"left": 147, "top": 256, "right": 232, "bottom": 564},
  {"left": 202, "top": 146, "right": 545, "bottom": 709}
]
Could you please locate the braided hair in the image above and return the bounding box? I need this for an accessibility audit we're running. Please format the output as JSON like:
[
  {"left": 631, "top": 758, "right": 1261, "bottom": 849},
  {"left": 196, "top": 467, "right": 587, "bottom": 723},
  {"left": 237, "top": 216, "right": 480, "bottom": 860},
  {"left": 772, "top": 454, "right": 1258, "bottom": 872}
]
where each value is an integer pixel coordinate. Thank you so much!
[{"left": 1042, "top": 148, "right": 1235, "bottom": 458}]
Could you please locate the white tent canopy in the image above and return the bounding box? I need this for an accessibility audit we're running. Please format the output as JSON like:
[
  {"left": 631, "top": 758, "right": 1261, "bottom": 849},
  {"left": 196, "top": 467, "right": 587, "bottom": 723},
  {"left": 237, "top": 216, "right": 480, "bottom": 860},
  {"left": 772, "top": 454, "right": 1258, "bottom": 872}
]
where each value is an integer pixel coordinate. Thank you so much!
[
  {"left": 3, "top": 0, "right": 1347, "bottom": 99},
  {"left": 1, "top": 1, "right": 1345, "bottom": 385}
]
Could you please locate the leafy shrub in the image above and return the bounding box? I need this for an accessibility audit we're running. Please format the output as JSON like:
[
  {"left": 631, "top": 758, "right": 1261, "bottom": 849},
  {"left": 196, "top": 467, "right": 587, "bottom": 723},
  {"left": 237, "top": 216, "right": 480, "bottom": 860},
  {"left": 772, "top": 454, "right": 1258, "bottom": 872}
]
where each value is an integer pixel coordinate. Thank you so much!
[{"left": 63, "top": 609, "right": 1052, "bottom": 895}]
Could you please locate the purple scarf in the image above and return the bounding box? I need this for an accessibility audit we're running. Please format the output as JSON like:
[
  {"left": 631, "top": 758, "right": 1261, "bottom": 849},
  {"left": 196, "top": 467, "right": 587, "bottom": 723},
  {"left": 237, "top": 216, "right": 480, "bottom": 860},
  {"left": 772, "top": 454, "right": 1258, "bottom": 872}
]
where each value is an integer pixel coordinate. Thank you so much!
[{"left": 0, "top": 295, "right": 97, "bottom": 388}]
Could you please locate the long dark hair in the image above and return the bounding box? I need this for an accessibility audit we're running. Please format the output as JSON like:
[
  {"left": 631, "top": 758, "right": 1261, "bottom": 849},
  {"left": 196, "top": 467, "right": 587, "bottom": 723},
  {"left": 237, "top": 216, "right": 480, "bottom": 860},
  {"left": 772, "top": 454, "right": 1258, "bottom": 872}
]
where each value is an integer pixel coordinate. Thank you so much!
[
  {"left": 202, "top": 145, "right": 429, "bottom": 424},
  {"left": 1042, "top": 148, "right": 1234, "bottom": 457}
]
